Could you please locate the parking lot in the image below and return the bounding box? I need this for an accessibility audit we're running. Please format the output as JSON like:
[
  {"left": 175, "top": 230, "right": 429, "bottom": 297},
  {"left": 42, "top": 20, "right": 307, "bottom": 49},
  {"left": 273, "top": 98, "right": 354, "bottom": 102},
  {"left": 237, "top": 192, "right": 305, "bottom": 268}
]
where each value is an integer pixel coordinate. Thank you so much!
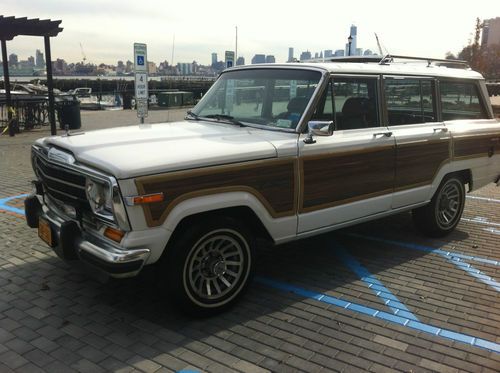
[{"left": 0, "top": 122, "right": 499, "bottom": 372}]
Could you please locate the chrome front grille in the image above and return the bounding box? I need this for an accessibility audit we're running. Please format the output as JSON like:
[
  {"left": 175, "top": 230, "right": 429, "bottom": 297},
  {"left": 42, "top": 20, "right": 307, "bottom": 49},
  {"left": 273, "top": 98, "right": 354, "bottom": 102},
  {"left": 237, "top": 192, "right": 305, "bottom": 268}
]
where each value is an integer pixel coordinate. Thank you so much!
[{"left": 33, "top": 149, "right": 91, "bottom": 212}]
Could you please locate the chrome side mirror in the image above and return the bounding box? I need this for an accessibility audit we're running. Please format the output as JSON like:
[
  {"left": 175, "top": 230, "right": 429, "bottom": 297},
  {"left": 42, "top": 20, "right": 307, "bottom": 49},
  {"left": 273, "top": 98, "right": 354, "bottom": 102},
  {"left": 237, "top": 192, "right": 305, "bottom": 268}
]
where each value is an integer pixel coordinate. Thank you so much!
[{"left": 303, "top": 121, "right": 334, "bottom": 144}]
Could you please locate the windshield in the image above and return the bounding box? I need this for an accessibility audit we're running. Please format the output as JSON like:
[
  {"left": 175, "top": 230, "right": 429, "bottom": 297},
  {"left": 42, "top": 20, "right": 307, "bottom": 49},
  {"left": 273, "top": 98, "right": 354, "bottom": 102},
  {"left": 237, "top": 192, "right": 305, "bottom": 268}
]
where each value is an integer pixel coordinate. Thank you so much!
[{"left": 191, "top": 69, "right": 322, "bottom": 130}]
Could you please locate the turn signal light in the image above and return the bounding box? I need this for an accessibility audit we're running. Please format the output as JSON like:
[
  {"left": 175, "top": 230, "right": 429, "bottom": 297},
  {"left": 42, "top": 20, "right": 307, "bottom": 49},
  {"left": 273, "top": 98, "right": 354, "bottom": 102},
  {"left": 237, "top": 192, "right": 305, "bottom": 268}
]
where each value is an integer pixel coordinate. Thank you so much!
[
  {"left": 104, "top": 227, "right": 125, "bottom": 243},
  {"left": 133, "top": 193, "right": 164, "bottom": 205}
]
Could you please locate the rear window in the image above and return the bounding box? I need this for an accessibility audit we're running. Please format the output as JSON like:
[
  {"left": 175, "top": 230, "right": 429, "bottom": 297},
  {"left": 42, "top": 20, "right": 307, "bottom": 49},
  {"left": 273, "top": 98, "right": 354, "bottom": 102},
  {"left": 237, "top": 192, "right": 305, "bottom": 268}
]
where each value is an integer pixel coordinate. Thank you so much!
[{"left": 440, "top": 81, "right": 487, "bottom": 120}]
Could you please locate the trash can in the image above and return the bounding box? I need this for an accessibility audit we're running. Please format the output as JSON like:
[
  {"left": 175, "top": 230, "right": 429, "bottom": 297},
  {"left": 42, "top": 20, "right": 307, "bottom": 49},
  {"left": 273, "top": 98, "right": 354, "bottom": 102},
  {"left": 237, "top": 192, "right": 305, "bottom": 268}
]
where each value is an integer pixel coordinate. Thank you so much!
[{"left": 58, "top": 98, "right": 81, "bottom": 130}]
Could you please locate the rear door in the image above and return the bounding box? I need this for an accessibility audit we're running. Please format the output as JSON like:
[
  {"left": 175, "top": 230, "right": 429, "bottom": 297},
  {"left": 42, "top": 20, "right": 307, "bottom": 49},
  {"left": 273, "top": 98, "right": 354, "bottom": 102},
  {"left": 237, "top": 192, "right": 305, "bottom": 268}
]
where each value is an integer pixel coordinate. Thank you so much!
[
  {"left": 383, "top": 76, "right": 451, "bottom": 208},
  {"left": 298, "top": 75, "right": 395, "bottom": 233}
]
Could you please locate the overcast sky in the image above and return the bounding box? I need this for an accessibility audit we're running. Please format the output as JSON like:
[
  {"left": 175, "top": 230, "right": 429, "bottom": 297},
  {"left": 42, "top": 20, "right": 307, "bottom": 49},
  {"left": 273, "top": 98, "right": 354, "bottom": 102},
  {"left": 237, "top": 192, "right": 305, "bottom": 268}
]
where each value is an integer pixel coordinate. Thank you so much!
[{"left": 2, "top": 0, "right": 498, "bottom": 65}]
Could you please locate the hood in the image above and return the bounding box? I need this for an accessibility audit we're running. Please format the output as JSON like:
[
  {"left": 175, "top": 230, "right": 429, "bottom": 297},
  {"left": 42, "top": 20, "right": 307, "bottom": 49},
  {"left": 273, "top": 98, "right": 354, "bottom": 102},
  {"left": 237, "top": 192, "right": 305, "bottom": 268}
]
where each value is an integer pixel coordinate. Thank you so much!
[{"left": 39, "top": 121, "right": 280, "bottom": 179}]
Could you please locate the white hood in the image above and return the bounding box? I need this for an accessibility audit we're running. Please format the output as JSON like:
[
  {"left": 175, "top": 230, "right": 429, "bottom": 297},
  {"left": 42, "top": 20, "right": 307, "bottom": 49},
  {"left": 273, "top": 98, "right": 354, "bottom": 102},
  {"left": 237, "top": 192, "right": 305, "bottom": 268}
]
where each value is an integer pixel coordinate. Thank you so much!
[{"left": 40, "top": 121, "right": 281, "bottom": 179}]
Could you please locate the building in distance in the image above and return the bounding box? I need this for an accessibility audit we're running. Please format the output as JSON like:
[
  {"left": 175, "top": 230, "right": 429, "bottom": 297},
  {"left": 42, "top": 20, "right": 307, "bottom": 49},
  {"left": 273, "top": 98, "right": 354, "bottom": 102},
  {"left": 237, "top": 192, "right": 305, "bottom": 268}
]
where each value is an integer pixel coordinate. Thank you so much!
[
  {"left": 251, "top": 54, "right": 266, "bottom": 64},
  {"left": 482, "top": 17, "right": 500, "bottom": 47},
  {"left": 265, "top": 55, "right": 275, "bottom": 63}
]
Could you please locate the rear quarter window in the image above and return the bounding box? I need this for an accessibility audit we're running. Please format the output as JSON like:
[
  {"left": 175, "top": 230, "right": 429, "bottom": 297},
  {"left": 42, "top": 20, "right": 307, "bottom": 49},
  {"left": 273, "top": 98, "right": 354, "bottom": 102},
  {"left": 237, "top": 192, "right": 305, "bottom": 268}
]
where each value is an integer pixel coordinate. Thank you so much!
[{"left": 440, "top": 81, "right": 487, "bottom": 120}]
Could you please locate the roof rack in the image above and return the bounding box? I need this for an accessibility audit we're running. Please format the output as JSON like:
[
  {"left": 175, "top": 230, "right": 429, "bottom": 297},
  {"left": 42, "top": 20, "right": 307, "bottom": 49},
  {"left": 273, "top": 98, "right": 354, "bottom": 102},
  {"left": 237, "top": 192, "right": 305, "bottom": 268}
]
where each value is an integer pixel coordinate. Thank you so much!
[{"left": 379, "top": 54, "right": 469, "bottom": 68}]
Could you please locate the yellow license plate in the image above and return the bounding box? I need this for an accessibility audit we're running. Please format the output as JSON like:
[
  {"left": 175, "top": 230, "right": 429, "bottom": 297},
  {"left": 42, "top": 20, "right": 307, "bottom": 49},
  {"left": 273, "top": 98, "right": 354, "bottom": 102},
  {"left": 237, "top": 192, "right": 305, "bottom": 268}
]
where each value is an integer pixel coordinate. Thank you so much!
[{"left": 38, "top": 218, "right": 53, "bottom": 247}]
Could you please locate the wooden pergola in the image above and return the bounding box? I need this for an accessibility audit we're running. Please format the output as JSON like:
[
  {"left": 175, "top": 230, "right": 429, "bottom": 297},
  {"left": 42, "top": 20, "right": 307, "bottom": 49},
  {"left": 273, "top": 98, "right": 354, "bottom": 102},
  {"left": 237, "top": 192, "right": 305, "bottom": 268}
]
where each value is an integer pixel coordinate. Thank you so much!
[{"left": 0, "top": 15, "right": 63, "bottom": 136}]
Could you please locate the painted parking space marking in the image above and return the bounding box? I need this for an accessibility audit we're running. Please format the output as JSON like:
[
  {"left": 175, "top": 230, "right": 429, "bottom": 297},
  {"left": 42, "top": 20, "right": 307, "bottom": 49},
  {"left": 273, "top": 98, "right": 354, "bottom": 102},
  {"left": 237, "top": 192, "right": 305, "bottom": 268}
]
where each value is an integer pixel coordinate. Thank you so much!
[
  {"left": 347, "top": 233, "right": 500, "bottom": 266},
  {"left": 0, "top": 193, "right": 28, "bottom": 215},
  {"left": 462, "top": 216, "right": 500, "bottom": 228},
  {"left": 483, "top": 227, "right": 500, "bottom": 236},
  {"left": 334, "top": 242, "right": 419, "bottom": 321},
  {"left": 256, "top": 276, "right": 500, "bottom": 354},
  {"left": 347, "top": 233, "right": 500, "bottom": 293},
  {"left": 467, "top": 195, "right": 500, "bottom": 203}
]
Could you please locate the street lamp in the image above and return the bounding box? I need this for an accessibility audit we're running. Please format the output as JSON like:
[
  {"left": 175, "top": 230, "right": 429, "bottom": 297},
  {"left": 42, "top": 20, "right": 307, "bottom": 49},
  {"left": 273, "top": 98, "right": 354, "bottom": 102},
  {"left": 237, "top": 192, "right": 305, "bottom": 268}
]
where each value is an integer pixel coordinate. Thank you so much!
[{"left": 348, "top": 35, "right": 353, "bottom": 56}]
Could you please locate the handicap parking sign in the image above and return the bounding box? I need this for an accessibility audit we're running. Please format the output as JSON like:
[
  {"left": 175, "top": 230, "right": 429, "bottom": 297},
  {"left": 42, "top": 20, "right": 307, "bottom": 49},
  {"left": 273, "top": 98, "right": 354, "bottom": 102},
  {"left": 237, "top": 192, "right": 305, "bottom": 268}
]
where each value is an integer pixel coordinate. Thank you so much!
[{"left": 137, "top": 55, "right": 145, "bottom": 66}]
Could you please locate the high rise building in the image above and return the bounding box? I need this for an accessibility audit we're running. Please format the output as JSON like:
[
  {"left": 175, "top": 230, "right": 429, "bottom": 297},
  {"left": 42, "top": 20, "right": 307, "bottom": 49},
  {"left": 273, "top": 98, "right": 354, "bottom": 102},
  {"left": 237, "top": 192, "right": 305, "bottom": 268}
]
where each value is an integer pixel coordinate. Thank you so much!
[
  {"left": 299, "top": 51, "right": 312, "bottom": 61},
  {"left": 211, "top": 53, "right": 218, "bottom": 66},
  {"left": 345, "top": 25, "right": 358, "bottom": 56},
  {"left": 27, "top": 56, "right": 35, "bottom": 66},
  {"left": 482, "top": 17, "right": 500, "bottom": 47},
  {"left": 288, "top": 47, "right": 294, "bottom": 62},
  {"left": 251, "top": 54, "right": 266, "bottom": 64},
  {"left": 334, "top": 49, "right": 345, "bottom": 57},
  {"left": 265, "top": 55, "right": 275, "bottom": 63},
  {"left": 236, "top": 56, "right": 245, "bottom": 66},
  {"left": 324, "top": 50, "right": 333, "bottom": 58},
  {"left": 8, "top": 53, "right": 18, "bottom": 66},
  {"left": 35, "top": 49, "right": 45, "bottom": 68}
]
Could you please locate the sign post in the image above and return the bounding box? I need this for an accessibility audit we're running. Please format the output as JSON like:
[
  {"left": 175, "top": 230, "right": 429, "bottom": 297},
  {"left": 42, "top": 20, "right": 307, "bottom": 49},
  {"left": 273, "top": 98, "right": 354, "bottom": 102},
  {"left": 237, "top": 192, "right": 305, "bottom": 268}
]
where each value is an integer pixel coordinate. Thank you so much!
[{"left": 134, "top": 43, "right": 148, "bottom": 123}]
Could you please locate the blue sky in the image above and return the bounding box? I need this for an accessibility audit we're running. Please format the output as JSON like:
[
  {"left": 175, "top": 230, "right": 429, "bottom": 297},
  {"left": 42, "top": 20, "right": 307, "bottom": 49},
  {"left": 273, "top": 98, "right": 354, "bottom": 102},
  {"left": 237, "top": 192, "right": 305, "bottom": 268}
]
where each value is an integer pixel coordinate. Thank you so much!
[{"left": 2, "top": 0, "right": 498, "bottom": 65}]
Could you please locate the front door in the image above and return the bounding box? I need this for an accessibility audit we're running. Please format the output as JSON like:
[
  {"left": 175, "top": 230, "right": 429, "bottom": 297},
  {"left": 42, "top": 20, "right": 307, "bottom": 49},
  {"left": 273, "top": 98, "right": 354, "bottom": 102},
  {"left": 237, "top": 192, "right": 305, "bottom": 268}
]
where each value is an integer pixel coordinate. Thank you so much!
[
  {"left": 298, "top": 75, "right": 395, "bottom": 233},
  {"left": 383, "top": 76, "right": 451, "bottom": 208}
]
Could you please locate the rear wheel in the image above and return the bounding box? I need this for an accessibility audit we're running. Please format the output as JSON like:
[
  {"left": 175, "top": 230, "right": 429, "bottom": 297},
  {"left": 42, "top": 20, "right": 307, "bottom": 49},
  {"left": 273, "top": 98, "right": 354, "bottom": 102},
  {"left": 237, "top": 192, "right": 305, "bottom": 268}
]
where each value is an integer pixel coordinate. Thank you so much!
[
  {"left": 162, "top": 216, "right": 254, "bottom": 316},
  {"left": 412, "top": 176, "right": 465, "bottom": 237}
]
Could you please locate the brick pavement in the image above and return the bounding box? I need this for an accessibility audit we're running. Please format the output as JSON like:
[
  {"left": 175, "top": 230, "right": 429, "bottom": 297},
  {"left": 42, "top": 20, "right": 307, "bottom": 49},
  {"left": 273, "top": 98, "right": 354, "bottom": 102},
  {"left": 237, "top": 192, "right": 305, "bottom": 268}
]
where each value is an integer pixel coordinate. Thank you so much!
[{"left": 0, "top": 120, "right": 499, "bottom": 372}]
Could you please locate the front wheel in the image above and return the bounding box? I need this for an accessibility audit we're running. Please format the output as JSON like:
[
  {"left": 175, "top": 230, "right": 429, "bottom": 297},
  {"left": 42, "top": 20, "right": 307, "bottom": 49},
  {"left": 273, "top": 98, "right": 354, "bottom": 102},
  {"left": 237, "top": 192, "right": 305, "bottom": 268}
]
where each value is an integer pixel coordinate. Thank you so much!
[
  {"left": 412, "top": 176, "right": 465, "bottom": 237},
  {"left": 162, "top": 217, "right": 254, "bottom": 316}
]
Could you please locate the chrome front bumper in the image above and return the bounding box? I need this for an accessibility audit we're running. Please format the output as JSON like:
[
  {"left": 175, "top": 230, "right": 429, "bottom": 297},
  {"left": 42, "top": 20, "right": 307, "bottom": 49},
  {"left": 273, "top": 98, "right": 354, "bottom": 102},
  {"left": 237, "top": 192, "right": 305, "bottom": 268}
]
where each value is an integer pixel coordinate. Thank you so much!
[{"left": 25, "top": 194, "right": 150, "bottom": 278}]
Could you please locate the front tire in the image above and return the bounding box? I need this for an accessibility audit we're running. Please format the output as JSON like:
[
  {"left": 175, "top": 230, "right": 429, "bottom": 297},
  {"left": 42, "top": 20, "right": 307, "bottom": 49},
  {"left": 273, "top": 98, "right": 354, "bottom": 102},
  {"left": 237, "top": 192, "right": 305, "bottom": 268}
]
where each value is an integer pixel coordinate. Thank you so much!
[
  {"left": 412, "top": 176, "right": 465, "bottom": 237},
  {"left": 163, "top": 216, "right": 254, "bottom": 316}
]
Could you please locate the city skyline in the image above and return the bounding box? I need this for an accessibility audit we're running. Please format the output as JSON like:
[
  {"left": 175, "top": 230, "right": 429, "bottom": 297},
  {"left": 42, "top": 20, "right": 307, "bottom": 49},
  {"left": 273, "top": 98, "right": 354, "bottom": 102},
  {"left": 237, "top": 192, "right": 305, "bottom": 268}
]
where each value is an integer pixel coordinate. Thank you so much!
[{"left": 1, "top": 0, "right": 498, "bottom": 66}]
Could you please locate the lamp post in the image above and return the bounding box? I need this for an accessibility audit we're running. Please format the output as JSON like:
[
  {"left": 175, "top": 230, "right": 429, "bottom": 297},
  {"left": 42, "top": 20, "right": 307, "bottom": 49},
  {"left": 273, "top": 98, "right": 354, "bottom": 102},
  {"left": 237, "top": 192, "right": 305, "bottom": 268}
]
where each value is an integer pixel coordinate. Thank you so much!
[{"left": 348, "top": 35, "right": 353, "bottom": 56}]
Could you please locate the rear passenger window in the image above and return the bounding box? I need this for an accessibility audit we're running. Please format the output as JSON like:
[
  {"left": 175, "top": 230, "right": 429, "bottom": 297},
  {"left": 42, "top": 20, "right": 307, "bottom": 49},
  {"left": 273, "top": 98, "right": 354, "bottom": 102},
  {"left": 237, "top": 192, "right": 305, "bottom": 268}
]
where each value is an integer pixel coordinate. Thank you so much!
[
  {"left": 384, "top": 78, "right": 437, "bottom": 125},
  {"left": 440, "top": 81, "right": 487, "bottom": 120}
]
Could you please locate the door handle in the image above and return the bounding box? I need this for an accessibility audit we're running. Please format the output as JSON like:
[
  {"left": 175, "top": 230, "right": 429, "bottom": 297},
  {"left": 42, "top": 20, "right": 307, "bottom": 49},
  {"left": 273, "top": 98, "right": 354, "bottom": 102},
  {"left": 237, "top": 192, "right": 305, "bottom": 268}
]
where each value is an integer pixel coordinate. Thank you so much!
[
  {"left": 433, "top": 127, "right": 448, "bottom": 133},
  {"left": 373, "top": 131, "right": 392, "bottom": 137}
]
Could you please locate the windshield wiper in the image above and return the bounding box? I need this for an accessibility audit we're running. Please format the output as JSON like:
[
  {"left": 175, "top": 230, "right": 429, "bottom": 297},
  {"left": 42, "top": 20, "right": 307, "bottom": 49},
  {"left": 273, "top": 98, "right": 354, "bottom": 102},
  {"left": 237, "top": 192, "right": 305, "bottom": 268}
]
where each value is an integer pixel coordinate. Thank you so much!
[
  {"left": 185, "top": 110, "right": 200, "bottom": 120},
  {"left": 202, "top": 114, "right": 246, "bottom": 127}
]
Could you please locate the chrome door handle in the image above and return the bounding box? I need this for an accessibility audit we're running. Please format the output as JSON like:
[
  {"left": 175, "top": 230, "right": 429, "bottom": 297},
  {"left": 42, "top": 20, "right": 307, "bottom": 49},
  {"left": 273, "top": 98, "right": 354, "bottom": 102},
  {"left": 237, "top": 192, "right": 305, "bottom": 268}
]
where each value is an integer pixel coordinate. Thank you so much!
[
  {"left": 373, "top": 131, "right": 392, "bottom": 137},
  {"left": 433, "top": 127, "right": 448, "bottom": 133}
]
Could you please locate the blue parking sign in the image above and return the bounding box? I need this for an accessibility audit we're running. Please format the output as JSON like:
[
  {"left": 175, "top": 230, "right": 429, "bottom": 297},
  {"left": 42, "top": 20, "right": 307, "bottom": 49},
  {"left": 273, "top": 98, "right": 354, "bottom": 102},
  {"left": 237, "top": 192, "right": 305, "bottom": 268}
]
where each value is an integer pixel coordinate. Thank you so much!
[{"left": 137, "top": 55, "right": 145, "bottom": 66}]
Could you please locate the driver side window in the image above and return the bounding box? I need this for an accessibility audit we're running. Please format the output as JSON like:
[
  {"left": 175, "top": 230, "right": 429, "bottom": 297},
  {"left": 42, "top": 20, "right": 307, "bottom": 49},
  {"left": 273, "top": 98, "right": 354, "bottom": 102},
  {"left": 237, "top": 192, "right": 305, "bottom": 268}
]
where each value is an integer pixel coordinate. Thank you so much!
[{"left": 312, "top": 77, "right": 380, "bottom": 130}]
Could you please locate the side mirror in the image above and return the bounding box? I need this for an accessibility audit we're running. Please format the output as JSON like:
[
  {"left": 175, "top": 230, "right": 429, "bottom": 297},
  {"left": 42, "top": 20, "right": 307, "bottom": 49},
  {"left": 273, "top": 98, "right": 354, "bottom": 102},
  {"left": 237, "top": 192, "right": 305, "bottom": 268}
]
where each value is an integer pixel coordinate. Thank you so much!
[{"left": 303, "top": 121, "right": 334, "bottom": 144}]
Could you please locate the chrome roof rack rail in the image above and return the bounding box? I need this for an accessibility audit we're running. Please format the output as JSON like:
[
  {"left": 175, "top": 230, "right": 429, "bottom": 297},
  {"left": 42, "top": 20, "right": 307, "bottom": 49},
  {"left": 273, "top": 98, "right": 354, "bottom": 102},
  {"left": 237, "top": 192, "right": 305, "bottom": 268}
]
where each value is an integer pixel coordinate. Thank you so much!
[{"left": 379, "top": 54, "right": 469, "bottom": 68}]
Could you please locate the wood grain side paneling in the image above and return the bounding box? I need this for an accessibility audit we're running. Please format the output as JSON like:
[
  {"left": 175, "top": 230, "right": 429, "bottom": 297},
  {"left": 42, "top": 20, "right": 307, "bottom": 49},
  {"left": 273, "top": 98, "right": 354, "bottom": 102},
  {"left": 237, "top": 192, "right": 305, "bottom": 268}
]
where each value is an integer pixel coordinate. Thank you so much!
[
  {"left": 300, "top": 146, "right": 395, "bottom": 212},
  {"left": 395, "top": 139, "right": 450, "bottom": 191},
  {"left": 136, "top": 158, "right": 297, "bottom": 227},
  {"left": 454, "top": 133, "right": 500, "bottom": 159}
]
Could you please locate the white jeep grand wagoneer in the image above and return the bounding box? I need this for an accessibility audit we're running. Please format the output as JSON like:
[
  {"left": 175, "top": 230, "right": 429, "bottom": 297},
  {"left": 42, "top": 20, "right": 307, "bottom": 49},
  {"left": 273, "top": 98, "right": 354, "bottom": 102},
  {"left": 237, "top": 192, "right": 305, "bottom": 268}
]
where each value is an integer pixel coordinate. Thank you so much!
[{"left": 26, "top": 56, "right": 500, "bottom": 314}]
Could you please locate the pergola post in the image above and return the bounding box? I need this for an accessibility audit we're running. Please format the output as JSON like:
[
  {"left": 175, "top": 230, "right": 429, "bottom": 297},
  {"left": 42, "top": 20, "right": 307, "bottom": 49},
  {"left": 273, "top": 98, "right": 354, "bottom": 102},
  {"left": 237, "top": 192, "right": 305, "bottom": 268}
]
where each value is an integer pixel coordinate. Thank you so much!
[
  {"left": 44, "top": 35, "right": 56, "bottom": 135},
  {"left": 1, "top": 38, "right": 14, "bottom": 137}
]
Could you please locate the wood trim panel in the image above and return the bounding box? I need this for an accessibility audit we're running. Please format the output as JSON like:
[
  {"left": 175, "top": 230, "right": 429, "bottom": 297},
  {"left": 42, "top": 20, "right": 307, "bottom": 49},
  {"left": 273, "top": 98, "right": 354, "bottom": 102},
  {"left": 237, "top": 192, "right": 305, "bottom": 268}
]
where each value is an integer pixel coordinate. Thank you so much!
[
  {"left": 135, "top": 158, "right": 298, "bottom": 227},
  {"left": 453, "top": 132, "right": 500, "bottom": 159},
  {"left": 394, "top": 139, "right": 450, "bottom": 191},
  {"left": 299, "top": 145, "right": 395, "bottom": 213}
]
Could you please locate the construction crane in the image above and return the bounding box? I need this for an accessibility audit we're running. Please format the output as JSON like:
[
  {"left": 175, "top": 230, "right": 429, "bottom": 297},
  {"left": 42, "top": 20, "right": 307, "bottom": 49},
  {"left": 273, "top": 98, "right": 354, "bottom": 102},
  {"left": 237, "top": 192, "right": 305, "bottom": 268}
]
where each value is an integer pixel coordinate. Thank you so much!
[
  {"left": 79, "top": 42, "right": 87, "bottom": 63},
  {"left": 375, "top": 33, "right": 384, "bottom": 56}
]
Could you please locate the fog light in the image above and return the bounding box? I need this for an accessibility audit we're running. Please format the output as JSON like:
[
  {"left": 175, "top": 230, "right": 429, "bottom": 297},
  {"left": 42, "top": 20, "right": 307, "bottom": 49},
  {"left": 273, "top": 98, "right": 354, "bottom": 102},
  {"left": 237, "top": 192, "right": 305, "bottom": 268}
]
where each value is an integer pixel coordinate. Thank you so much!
[{"left": 104, "top": 227, "right": 125, "bottom": 243}]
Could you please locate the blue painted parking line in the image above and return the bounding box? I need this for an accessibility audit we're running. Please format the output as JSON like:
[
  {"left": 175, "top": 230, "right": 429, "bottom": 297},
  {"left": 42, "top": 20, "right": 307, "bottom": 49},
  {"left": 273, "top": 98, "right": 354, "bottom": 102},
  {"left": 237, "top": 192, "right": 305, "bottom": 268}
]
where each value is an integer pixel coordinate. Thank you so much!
[
  {"left": 0, "top": 194, "right": 28, "bottom": 215},
  {"left": 347, "top": 233, "right": 500, "bottom": 267},
  {"left": 462, "top": 216, "right": 500, "bottom": 228},
  {"left": 483, "top": 227, "right": 500, "bottom": 236},
  {"left": 333, "top": 243, "right": 419, "bottom": 321},
  {"left": 347, "top": 234, "right": 500, "bottom": 293},
  {"left": 255, "top": 276, "right": 500, "bottom": 354},
  {"left": 467, "top": 195, "right": 500, "bottom": 203}
]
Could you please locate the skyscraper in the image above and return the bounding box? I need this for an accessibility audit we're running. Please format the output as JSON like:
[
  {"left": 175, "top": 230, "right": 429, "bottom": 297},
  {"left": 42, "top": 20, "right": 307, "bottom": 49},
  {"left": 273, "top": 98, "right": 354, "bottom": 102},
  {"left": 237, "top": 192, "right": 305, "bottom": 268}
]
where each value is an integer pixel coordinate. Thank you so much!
[
  {"left": 346, "top": 25, "right": 358, "bottom": 56},
  {"left": 299, "top": 51, "right": 312, "bottom": 61},
  {"left": 288, "top": 47, "right": 294, "bottom": 62},
  {"left": 211, "top": 53, "right": 217, "bottom": 67},
  {"left": 236, "top": 56, "right": 245, "bottom": 66},
  {"left": 482, "top": 17, "right": 500, "bottom": 47},
  {"left": 251, "top": 54, "right": 266, "bottom": 64},
  {"left": 35, "top": 49, "right": 45, "bottom": 68},
  {"left": 265, "top": 55, "right": 275, "bottom": 63}
]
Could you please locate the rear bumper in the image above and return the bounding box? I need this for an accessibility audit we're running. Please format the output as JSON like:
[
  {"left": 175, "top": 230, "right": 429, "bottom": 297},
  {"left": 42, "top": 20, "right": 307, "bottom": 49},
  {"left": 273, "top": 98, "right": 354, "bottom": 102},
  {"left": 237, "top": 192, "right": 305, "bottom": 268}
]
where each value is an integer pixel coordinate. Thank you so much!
[{"left": 25, "top": 194, "right": 150, "bottom": 278}]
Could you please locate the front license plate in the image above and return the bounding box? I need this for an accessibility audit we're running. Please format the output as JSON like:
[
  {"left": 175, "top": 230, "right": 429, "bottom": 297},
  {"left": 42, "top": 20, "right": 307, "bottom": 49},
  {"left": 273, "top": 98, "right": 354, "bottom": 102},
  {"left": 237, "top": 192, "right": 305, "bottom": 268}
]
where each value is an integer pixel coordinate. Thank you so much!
[{"left": 38, "top": 218, "right": 53, "bottom": 247}]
